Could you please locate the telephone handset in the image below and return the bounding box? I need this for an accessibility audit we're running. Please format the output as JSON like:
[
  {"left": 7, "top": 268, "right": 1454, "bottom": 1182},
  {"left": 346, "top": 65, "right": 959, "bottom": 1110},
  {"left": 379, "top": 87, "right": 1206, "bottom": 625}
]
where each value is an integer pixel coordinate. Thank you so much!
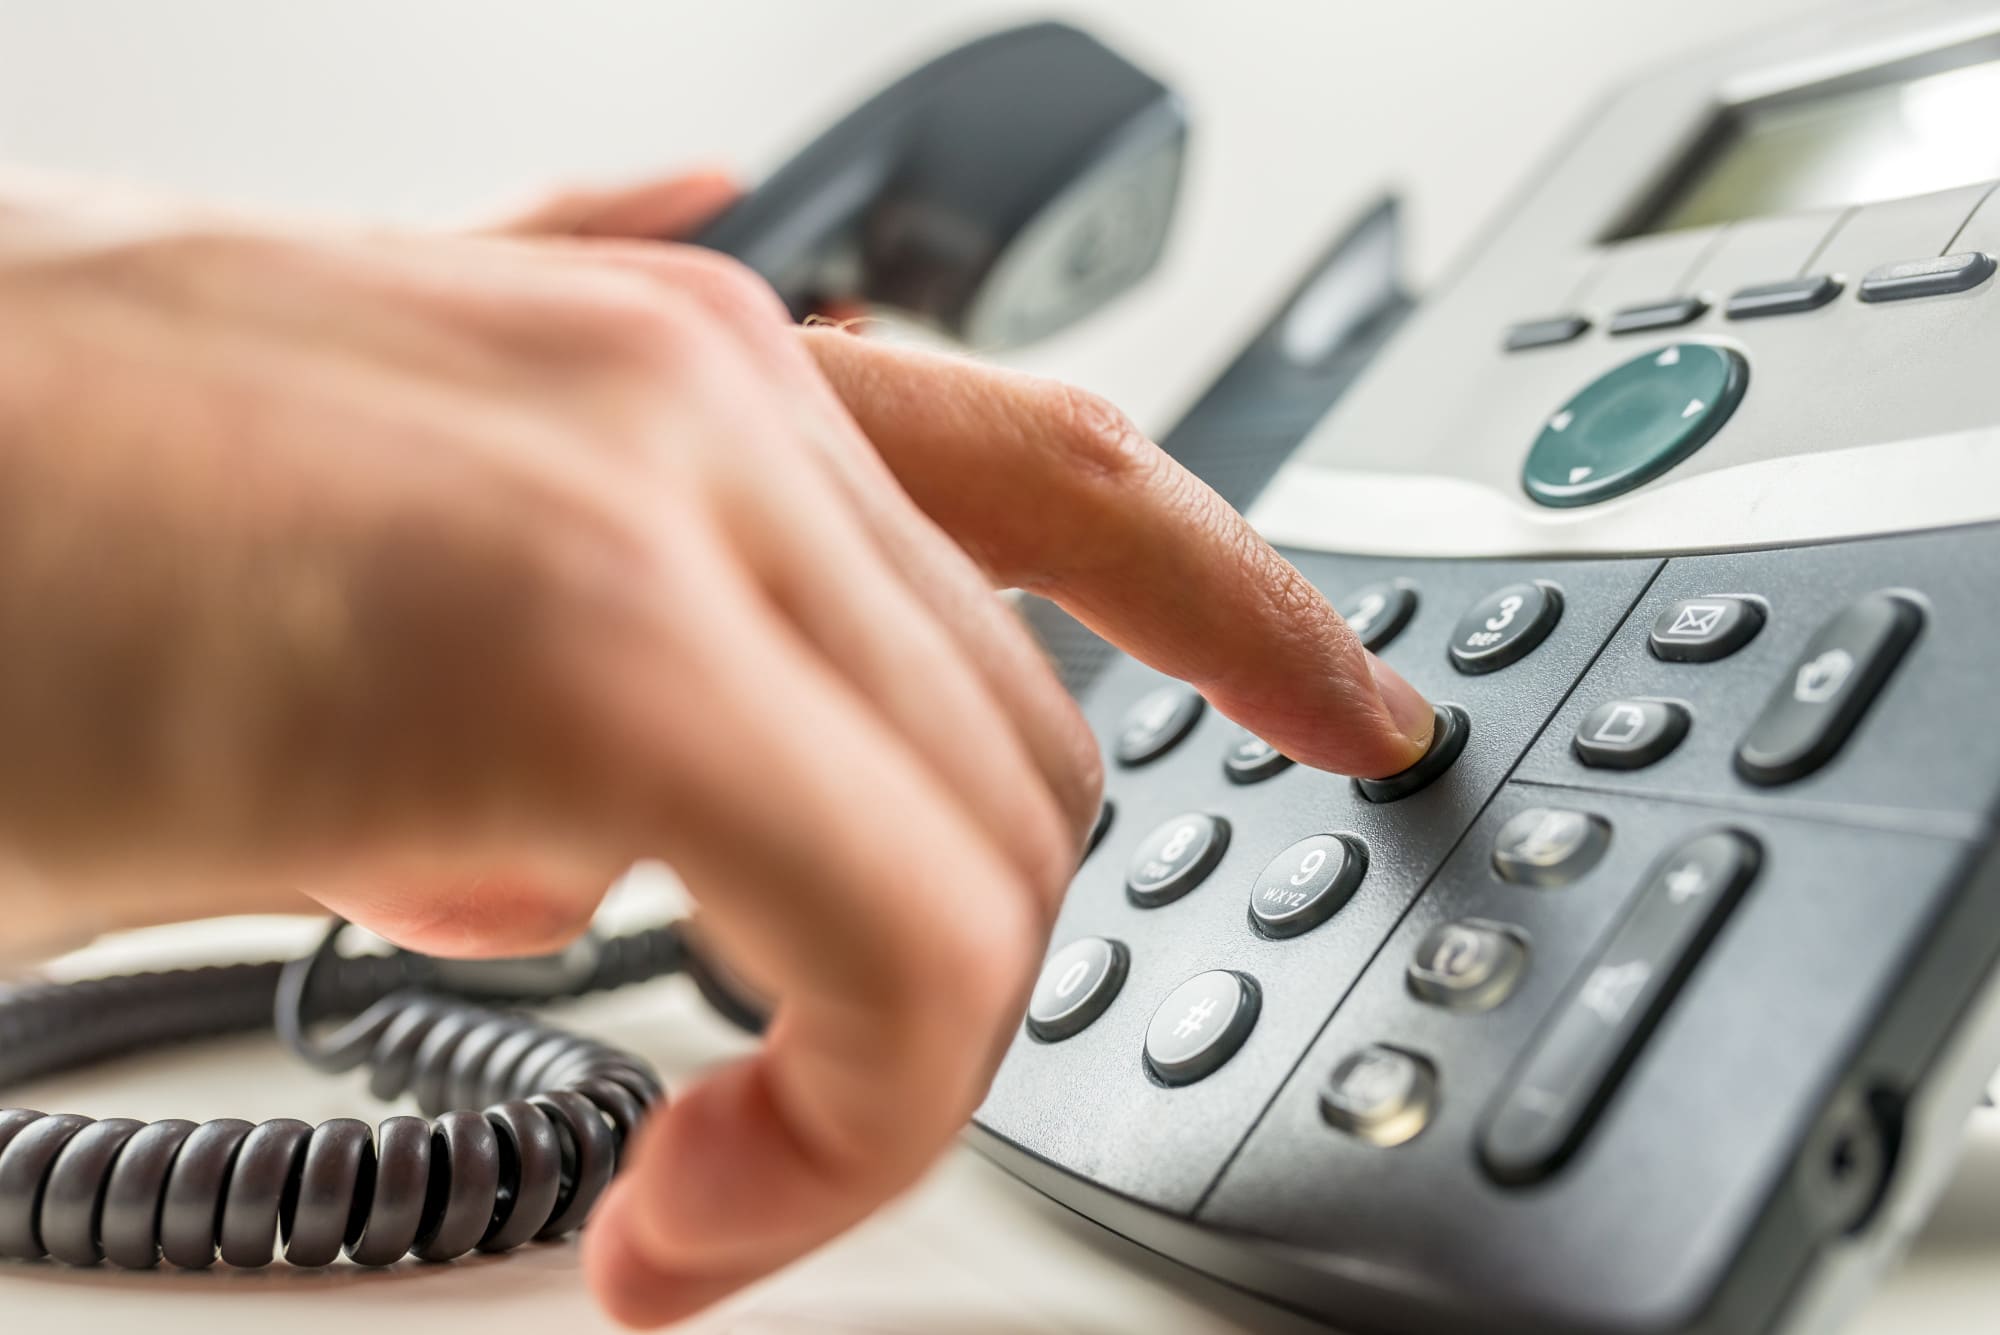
[
  {"left": 693, "top": 21, "right": 1187, "bottom": 349},
  {"left": 0, "top": 22, "right": 1194, "bottom": 1274}
]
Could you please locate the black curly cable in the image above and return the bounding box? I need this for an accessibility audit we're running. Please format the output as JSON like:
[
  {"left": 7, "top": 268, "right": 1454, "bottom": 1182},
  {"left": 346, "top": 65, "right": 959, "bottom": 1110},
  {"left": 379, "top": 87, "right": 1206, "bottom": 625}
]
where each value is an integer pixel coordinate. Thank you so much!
[{"left": 0, "top": 918, "right": 766, "bottom": 1270}]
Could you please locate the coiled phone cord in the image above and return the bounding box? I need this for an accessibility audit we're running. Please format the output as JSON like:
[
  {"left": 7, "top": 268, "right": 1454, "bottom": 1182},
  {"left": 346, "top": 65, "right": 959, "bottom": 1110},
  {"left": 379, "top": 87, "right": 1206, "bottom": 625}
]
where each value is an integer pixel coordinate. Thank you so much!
[{"left": 0, "top": 918, "right": 764, "bottom": 1269}]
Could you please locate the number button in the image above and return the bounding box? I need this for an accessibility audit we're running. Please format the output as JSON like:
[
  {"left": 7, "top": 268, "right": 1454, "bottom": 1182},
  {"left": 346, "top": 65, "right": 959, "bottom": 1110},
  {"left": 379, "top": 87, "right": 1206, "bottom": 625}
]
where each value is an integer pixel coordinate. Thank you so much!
[
  {"left": 1248, "top": 834, "right": 1367, "bottom": 938},
  {"left": 1026, "top": 938, "right": 1128, "bottom": 1042},
  {"left": 1336, "top": 580, "right": 1418, "bottom": 651},
  {"left": 1126, "top": 813, "right": 1230, "bottom": 907},
  {"left": 1114, "top": 685, "right": 1204, "bottom": 766},
  {"left": 1223, "top": 731, "right": 1293, "bottom": 784},
  {"left": 1448, "top": 582, "right": 1563, "bottom": 674}
]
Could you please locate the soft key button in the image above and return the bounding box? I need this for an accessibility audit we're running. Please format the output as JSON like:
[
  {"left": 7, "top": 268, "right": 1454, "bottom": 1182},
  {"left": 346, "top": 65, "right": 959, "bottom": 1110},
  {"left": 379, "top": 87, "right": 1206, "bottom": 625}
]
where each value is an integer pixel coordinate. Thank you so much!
[
  {"left": 1736, "top": 591, "right": 1923, "bottom": 785},
  {"left": 1573, "top": 699, "right": 1690, "bottom": 770}
]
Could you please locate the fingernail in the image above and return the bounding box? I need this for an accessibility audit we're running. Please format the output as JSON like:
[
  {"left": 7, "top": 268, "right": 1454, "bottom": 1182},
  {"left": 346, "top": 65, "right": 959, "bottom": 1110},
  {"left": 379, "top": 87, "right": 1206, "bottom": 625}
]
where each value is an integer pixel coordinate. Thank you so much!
[{"left": 1368, "top": 654, "right": 1436, "bottom": 751}]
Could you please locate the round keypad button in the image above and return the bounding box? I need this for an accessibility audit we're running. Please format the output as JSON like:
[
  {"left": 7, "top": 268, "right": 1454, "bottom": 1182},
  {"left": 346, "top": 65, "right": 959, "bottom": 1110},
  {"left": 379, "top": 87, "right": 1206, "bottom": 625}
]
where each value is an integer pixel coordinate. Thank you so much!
[
  {"left": 1249, "top": 834, "right": 1367, "bottom": 938},
  {"left": 1125, "top": 813, "right": 1229, "bottom": 907},
  {"left": 1223, "top": 731, "right": 1293, "bottom": 784},
  {"left": 1026, "top": 937, "right": 1128, "bottom": 1042},
  {"left": 1144, "top": 970, "right": 1259, "bottom": 1086},
  {"left": 1337, "top": 580, "right": 1418, "bottom": 651},
  {"left": 1448, "top": 581, "right": 1563, "bottom": 674},
  {"left": 1114, "top": 685, "right": 1204, "bottom": 766}
]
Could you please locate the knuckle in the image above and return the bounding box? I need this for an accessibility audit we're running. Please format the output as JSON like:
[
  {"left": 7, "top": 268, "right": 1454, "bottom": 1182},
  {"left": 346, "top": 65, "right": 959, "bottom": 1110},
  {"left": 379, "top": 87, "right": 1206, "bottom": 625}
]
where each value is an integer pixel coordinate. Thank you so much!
[
  {"left": 650, "top": 246, "right": 793, "bottom": 334},
  {"left": 1040, "top": 382, "right": 1160, "bottom": 489}
]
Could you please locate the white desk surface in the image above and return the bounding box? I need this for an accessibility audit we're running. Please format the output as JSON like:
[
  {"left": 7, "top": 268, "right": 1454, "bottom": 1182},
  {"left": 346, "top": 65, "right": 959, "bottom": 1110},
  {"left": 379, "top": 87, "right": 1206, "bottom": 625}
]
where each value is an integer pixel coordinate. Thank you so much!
[{"left": 4, "top": 904, "right": 1999, "bottom": 1335}]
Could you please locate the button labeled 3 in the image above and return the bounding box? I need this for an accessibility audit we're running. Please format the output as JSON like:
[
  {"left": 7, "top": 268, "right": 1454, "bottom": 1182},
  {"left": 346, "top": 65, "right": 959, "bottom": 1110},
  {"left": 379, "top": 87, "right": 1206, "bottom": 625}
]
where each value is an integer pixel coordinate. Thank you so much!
[{"left": 1449, "top": 582, "right": 1562, "bottom": 673}]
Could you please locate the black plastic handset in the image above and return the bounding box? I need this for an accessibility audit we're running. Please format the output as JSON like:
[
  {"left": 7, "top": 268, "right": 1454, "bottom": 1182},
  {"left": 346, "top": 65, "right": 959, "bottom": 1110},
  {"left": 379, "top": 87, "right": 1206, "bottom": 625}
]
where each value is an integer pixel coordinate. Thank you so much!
[{"left": 691, "top": 22, "right": 1187, "bottom": 349}]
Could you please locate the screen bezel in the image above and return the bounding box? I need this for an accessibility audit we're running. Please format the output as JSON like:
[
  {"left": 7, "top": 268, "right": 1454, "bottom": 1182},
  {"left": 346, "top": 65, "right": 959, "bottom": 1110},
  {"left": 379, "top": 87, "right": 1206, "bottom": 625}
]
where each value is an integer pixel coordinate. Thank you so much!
[{"left": 1602, "top": 30, "right": 2000, "bottom": 241}]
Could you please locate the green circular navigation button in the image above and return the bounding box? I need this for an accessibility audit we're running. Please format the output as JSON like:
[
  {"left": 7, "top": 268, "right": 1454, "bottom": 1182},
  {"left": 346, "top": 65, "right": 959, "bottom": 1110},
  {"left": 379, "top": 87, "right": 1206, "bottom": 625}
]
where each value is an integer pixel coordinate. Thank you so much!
[{"left": 1522, "top": 343, "right": 1747, "bottom": 507}]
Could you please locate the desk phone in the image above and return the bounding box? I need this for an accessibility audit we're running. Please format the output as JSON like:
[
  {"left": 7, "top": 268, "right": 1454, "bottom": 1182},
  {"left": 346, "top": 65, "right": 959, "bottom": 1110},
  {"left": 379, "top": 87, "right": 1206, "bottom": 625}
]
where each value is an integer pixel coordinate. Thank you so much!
[{"left": 973, "top": 5, "right": 2000, "bottom": 1333}]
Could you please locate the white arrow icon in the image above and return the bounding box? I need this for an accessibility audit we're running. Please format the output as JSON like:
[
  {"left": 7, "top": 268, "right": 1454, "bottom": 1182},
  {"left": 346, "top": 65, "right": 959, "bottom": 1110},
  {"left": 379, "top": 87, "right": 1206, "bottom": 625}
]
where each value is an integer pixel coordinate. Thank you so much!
[
  {"left": 1682, "top": 398, "right": 1704, "bottom": 418},
  {"left": 1549, "top": 410, "right": 1573, "bottom": 432},
  {"left": 1656, "top": 346, "right": 1681, "bottom": 367},
  {"left": 1569, "top": 466, "right": 1592, "bottom": 483}
]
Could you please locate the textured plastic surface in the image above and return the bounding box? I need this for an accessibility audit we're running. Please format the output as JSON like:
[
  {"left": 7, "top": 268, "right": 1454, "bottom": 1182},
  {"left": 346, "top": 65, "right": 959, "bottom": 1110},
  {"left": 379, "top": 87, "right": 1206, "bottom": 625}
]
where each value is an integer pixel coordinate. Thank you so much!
[{"left": 977, "top": 523, "right": 2000, "bottom": 1335}]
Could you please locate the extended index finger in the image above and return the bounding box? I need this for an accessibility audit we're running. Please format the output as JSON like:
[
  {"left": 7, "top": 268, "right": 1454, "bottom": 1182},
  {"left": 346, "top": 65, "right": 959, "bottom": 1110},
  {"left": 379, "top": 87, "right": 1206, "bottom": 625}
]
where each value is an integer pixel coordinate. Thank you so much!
[{"left": 802, "top": 331, "right": 1434, "bottom": 779}]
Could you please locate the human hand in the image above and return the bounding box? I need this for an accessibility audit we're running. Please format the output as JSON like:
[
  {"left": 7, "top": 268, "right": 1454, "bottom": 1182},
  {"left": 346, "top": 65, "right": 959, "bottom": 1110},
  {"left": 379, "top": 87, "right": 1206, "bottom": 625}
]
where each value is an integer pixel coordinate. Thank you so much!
[{"left": 0, "top": 170, "right": 1431, "bottom": 1320}]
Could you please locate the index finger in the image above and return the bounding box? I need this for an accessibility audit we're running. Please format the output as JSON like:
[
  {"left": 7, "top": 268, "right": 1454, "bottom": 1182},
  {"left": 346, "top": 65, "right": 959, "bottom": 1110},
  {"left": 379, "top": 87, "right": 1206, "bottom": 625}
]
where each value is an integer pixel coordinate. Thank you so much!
[{"left": 802, "top": 331, "right": 1435, "bottom": 778}]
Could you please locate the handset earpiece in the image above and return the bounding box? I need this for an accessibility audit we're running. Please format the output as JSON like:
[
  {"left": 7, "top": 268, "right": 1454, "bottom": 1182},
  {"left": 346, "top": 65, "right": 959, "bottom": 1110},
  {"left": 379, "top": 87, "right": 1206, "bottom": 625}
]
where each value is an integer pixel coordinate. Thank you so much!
[{"left": 692, "top": 21, "right": 1187, "bottom": 348}]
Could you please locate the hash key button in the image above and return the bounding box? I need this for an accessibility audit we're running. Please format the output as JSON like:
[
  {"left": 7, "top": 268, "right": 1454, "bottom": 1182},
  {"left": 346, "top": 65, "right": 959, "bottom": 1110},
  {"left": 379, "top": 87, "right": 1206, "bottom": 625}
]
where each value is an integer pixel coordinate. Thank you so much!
[
  {"left": 1649, "top": 596, "right": 1764, "bottom": 662},
  {"left": 1145, "top": 970, "right": 1259, "bottom": 1086},
  {"left": 1736, "top": 591, "right": 1923, "bottom": 786}
]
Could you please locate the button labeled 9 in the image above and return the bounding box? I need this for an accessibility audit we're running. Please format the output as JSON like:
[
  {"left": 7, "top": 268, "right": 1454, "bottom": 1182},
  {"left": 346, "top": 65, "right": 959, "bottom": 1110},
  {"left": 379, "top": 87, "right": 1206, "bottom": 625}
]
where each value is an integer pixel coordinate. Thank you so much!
[{"left": 1249, "top": 833, "right": 1367, "bottom": 938}]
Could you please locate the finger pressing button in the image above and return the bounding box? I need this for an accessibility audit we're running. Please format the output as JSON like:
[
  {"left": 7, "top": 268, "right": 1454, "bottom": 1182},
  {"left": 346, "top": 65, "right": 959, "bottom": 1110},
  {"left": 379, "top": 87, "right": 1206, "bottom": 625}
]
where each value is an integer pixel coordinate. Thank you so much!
[{"left": 1354, "top": 704, "right": 1470, "bottom": 803}]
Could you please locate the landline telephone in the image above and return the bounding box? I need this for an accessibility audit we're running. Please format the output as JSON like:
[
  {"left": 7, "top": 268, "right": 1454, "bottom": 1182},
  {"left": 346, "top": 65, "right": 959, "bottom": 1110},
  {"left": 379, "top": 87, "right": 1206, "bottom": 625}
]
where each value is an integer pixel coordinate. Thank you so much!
[{"left": 7, "top": 9, "right": 2000, "bottom": 1335}]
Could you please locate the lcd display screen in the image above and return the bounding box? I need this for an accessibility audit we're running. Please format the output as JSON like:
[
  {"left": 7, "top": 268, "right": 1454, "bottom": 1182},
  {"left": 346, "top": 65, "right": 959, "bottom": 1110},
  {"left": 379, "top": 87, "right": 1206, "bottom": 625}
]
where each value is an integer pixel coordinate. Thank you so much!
[{"left": 1631, "top": 57, "right": 2000, "bottom": 234}]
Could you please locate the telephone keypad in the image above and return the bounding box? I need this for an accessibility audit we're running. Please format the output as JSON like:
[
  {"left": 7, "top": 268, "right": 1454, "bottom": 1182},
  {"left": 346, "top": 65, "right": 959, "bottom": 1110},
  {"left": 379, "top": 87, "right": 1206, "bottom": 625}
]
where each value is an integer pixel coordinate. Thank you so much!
[{"left": 979, "top": 525, "right": 1997, "bottom": 1318}]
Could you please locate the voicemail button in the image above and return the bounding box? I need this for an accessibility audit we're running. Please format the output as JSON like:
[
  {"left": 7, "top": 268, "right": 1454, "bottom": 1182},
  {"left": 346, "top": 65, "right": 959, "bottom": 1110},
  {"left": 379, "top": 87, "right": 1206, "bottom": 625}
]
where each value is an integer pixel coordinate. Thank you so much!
[
  {"left": 1573, "top": 699, "right": 1689, "bottom": 769},
  {"left": 1649, "top": 596, "right": 1765, "bottom": 662},
  {"left": 1737, "top": 591, "right": 1924, "bottom": 785}
]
